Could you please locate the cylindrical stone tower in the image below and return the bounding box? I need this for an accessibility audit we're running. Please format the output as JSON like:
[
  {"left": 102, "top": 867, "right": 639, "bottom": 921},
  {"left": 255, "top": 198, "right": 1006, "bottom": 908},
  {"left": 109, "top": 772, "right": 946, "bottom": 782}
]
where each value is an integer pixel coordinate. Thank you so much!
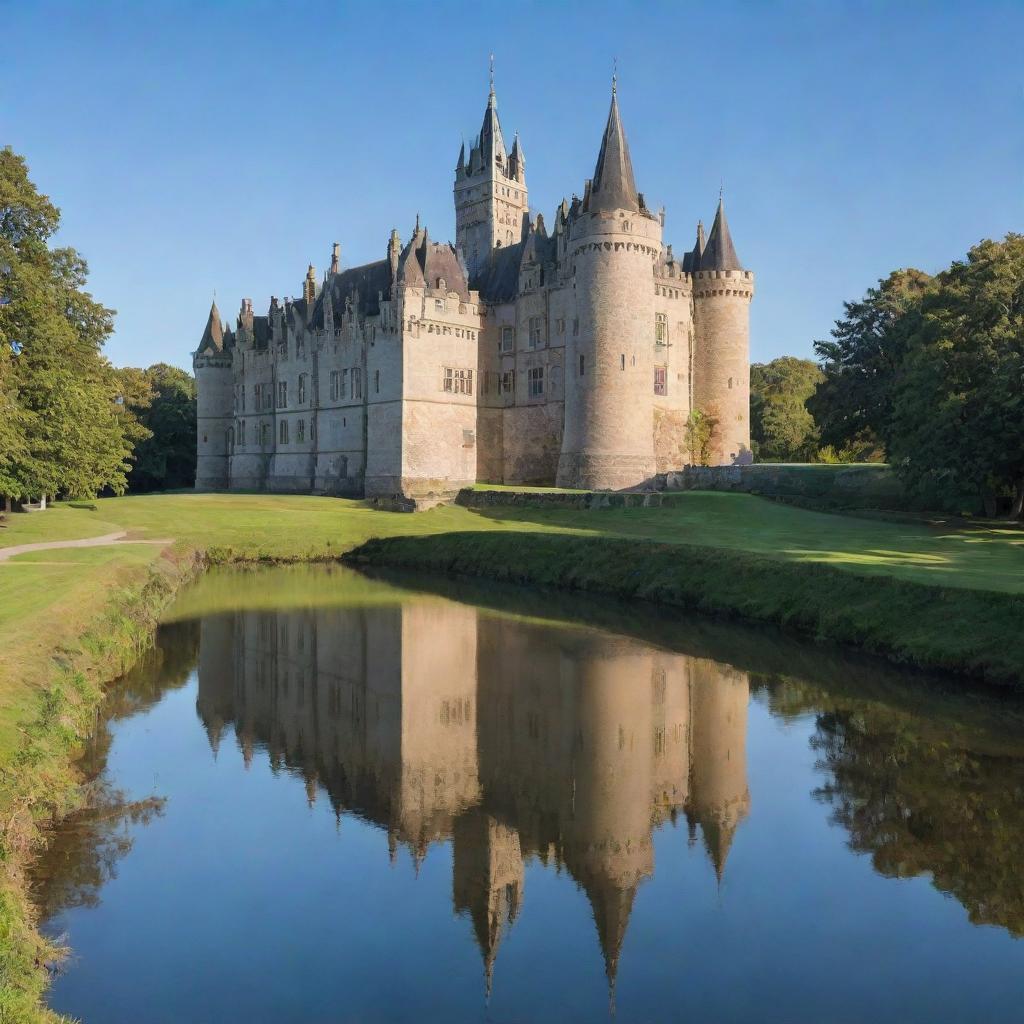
[
  {"left": 691, "top": 197, "right": 755, "bottom": 466},
  {"left": 557, "top": 89, "right": 659, "bottom": 490},
  {"left": 193, "top": 300, "right": 234, "bottom": 489}
]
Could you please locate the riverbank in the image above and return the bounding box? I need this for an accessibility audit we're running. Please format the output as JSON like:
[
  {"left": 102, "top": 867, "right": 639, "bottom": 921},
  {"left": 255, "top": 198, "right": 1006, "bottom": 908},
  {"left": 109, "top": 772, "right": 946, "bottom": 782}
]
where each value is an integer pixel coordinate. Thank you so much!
[
  {"left": 1, "top": 490, "right": 1023, "bottom": 1022},
  {"left": 344, "top": 531, "right": 1024, "bottom": 684}
]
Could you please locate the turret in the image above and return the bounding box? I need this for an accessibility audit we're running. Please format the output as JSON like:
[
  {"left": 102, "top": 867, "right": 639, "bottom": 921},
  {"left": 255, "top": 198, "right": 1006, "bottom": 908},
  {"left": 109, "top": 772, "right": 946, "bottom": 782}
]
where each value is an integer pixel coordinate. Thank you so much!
[
  {"left": 691, "top": 195, "right": 755, "bottom": 465},
  {"left": 303, "top": 264, "right": 316, "bottom": 306},
  {"left": 454, "top": 62, "right": 529, "bottom": 276},
  {"left": 193, "top": 299, "right": 233, "bottom": 489},
  {"left": 557, "top": 83, "right": 659, "bottom": 490},
  {"left": 330, "top": 242, "right": 340, "bottom": 275}
]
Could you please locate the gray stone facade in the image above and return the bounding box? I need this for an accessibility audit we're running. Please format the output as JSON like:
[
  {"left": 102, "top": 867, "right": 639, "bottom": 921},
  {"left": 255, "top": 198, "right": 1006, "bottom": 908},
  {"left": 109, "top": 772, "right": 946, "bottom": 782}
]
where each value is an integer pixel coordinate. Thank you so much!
[{"left": 193, "top": 78, "right": 754, "bottom": 502}]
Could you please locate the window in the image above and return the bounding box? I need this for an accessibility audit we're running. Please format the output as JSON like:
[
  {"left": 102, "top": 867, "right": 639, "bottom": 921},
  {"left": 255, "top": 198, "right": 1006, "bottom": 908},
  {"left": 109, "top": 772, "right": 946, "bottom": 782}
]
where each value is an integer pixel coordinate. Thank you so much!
[
  {"left": 253, "top": 384, "right": 260, "bottom": 409},
  {"left": 374, "top": 369, "right": 380, "bottom": 394},
  {"left": 239, "top": 386, "right": 246, "bottom": 412},
  {"left": 655, "top": 313, "right": 667, "bottom": 346},
  {"left": 261, "top": 422, "right": 270, "bottom": 446},
  {"left": 296, "top": 336, "right": 305, "bottom": 358},
  {"left": 501, "top": 370, "right": 515, "bottom": 395},
  {"left": 238, "top": 420, "right": 246, "bottom": 445},
  {"left": 528, "top": 366, "right": 544, "bottom": 397},
  {"left": 279, "top": 419, "right": 289, "bottom": 444},
  {"left": 310, "top": 418, "right": 316, "bottom": 441},
  {"left": 529, "top": 316, "right": 545, "bottom": 349},
  {"left": 329, "top": 370, "right": 340, "bottom": 401},
  {"left": 352, "top": 368, "right": 362, "bottom": 399},
  {"left": 500, "top": 326, "right": 514, "bottom": 354},
  {"left": 298, "top": 374, "right": 307, "bottom": 404},
  {"left": 620, "top": 354, "right": 626, "bottom": 370},
  {"left": 435, "top": 298, "right": 445, "bottom": 312},
  {"left": 443, "top": 367, "right": 474, "bottom": 395},
  {"left": 297, "top": 419, "right": 305, "bottom": 442},
  {"left": 579, "top": 354, "right": 585, "bottom": 376},
  {"left": 654, "top": 366, "right": 667, "bottom": 396},
  {"left": 341, "top": 369, "right": 349, "bottom": 399},
  {"left": 278, "top": 381, "right": 287, "bottom": 408},
  {"left": 728, "top": 377, "right": 734, "bottom": 389}
]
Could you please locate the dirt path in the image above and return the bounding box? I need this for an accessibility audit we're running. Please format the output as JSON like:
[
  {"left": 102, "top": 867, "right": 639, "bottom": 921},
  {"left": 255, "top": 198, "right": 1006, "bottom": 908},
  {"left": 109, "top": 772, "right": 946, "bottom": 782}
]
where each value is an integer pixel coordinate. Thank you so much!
[{"left": 0, "top": 531, "right": 174, "bottom": 563}]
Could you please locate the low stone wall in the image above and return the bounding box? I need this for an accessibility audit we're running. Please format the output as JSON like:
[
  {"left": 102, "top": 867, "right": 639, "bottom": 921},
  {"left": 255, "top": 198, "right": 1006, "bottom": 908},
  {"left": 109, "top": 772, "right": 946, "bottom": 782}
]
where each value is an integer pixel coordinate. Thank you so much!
[
  {"left": 456, "top": 489, "right": 672, "bottom": 511},
  {"left": 663, "top": 463, "right": 982, "bottom": 514}
]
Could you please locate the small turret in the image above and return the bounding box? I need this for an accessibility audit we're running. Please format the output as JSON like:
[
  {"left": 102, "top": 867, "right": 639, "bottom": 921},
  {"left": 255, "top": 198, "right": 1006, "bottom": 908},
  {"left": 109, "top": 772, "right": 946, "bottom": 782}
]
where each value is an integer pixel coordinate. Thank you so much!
[
  {"left": 691, "top": 193, "right": 754, "bottom": 465},
  {"left": 193, "top": 299, "right": 234, "bottom": 489},
  {"left": 303, "top": 264, "right": 316, "bottom": 306}
]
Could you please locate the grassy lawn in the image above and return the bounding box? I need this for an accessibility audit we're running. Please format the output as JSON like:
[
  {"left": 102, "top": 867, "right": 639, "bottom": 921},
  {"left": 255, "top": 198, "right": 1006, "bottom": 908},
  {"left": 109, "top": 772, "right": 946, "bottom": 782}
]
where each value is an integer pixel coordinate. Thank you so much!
[{"left": 1, "top": 488, "right": 1022, "bottom": 755}]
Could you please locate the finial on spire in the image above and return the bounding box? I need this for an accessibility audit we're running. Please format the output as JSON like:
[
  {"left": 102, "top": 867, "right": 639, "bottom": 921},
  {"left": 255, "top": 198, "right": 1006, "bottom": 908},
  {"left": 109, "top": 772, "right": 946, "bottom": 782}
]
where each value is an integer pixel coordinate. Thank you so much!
[
  {"left": 612, "top": 56, "right": 618, "bottom": 95},
  {"left": 719, "top": 179, "right": 724, "bottom": 203},
  {"left": 489, "top": 53, "right": 495, "bottom": 96}
]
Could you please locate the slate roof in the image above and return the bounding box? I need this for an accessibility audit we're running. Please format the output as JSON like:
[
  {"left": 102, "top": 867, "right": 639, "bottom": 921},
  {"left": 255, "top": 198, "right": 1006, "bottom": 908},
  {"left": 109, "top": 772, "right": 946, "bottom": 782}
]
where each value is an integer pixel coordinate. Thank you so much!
[
  {"left": 588, "top": 91, "right": 638, "bottom": 214},
  {"left": 469, "top": 240, "right": 525, "bottom": 303},
  {"left": 700, "top": 199, "right": 743, "bottom": 272},
  {"left": 310, "top": 259, "right": 392, "bottom": 328},
  {"left": 197, "top": 300, "right": 224, "bottom": 353}
]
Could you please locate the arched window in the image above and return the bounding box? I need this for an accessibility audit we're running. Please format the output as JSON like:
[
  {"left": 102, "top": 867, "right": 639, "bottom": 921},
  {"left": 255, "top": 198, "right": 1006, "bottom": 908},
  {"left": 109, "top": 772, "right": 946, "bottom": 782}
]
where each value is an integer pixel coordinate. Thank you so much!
[{"left": 298, "top": 373, "right": 307, "bottom": 404}]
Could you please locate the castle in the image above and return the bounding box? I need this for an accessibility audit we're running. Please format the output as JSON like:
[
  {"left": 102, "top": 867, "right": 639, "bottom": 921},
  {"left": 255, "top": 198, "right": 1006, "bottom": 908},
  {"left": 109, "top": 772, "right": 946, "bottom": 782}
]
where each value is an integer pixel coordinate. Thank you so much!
[{"left": 193, "top": 73, "right": 754, "bottom": 502}]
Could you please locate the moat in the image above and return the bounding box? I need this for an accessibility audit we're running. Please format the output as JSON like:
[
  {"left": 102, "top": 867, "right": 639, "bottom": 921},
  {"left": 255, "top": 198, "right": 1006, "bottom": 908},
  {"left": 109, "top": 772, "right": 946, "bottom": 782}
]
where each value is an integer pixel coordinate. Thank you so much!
[{"left": 37, "top": 566, "right": 1024, "bottom": 1023}]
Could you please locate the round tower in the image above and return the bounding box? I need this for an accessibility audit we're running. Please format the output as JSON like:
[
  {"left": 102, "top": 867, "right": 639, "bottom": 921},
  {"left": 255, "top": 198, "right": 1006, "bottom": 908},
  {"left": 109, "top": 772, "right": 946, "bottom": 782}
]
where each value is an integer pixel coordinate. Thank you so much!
[
  {"left": 193, "top": 300, "right": 234, "bottom": 489},
  {"left": 691, "top": 197, "right": 755, "bottom": 465},
  {"left": 557, "top": 88, "right": 659, "bottom": 490}
]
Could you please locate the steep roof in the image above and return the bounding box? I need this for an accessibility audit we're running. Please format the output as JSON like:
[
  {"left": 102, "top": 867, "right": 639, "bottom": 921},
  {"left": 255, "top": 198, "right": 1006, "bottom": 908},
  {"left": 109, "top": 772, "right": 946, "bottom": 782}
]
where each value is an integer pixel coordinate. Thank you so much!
[
  {"left": 469, "top": 240, "right": 525, "bottom": 303},
  {"left": 397, "top": 228, "right": 470, "bottom": 299},
  {"left": 310, "top": 259, "right": 392, "bottom": 328},
  {"left": 588, "top": 90, "right": 638, "bottom": 214},
  {"left": 700, "top": 198, "right": 743, "bottom": 271},
  {"left": 197, "top": 300, "right": 224, "bottom": 353}
]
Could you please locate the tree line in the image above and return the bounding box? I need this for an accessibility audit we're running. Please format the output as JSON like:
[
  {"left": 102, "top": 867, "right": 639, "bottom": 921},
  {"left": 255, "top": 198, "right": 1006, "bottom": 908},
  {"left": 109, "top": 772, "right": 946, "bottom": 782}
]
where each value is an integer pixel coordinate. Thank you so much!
[
  {"left": 750, "top": 234, "right": 1023, "bottom": 516},
  {"left": 1, "top": 148, "right": 195, "bottom": 507}
]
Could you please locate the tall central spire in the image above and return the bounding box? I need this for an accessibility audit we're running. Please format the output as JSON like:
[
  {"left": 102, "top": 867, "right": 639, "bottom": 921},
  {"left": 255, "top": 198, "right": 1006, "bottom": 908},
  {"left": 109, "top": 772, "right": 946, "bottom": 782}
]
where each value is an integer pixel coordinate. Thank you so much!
[{"left": 590, "top": 85, "right": 638, "bottom": 214}]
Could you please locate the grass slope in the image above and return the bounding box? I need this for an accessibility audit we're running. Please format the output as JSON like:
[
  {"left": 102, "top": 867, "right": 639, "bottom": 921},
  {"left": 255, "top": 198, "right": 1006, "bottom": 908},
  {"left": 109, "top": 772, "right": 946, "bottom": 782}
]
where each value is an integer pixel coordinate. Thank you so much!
[{"left": 346, "top": 531, "right": 1024, "bottom": 685}]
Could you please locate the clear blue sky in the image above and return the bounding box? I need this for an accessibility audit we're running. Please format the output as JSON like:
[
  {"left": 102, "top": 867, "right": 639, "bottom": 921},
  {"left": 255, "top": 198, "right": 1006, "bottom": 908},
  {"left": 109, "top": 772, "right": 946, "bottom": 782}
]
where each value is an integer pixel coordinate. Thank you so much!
[{"left": 5, "top": 0, "right": 1021, "bottom": 371}]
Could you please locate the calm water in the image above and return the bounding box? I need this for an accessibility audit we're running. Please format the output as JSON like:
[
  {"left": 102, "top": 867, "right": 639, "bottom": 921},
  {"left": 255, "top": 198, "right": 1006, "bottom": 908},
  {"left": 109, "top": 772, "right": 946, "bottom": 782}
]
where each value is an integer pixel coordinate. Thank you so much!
[{"left": 36, "top": 566, "right": 1024, "bottom": 1024}]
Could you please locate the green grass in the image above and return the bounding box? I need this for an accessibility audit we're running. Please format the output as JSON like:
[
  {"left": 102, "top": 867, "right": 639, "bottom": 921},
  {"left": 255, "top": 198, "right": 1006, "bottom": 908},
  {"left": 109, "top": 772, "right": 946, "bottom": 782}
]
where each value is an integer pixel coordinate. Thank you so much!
[{"left": 0, "top": 487, "right": 1020, "bottom": 1023}]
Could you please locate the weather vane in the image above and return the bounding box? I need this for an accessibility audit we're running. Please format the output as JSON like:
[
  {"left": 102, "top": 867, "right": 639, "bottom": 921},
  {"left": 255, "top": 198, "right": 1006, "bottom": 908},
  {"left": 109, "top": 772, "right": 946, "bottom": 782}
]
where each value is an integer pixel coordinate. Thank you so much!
[
  {"left": 612, "top": 56, "right": 618, "bottom": 94},
  {"left": 489, "top": 53, "right": 494, "bottom": 93}
]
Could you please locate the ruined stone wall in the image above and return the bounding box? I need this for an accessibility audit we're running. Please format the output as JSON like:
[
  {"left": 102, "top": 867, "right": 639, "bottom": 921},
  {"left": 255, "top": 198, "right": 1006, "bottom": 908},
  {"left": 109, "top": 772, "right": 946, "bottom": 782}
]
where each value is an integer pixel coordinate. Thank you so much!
[
  {"left": 692, "top": 269, "right": 755, "bottom": 466},
  {"left": 558, "top": 210, "right": 660, "bottom": 489}
]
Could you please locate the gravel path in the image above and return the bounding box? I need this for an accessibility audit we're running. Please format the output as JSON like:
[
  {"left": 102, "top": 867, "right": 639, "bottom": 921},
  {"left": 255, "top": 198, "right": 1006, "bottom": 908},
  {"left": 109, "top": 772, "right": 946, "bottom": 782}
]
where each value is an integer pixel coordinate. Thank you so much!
[{"left": 0, "top": 531, "right": 174, "bottom": 563}]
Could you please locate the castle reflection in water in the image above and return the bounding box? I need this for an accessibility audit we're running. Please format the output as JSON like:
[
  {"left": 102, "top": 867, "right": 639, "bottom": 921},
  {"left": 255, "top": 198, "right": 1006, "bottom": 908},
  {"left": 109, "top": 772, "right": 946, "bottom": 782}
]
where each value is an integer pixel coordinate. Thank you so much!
[{"left": 195, "top": 599, "right": 751, "bottom": 992}]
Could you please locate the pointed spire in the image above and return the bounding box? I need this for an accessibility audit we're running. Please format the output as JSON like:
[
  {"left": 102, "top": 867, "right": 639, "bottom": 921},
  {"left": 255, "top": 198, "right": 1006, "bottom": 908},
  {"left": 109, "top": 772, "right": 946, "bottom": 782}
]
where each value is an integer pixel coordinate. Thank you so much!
[
  {"left": 478, "top": 56, "right": 506, "bottom": 166},
  {"left": 589, "top": 86, "right": 638, "bottom": 214},
  {"left": 700, "top": 195, "right": 743, "bottom": 271},
  {"left": 456, "top": 140, "right": 466, "bottom": 172},
  {"left": 588, "top": 883, "right": 637, "bottom": 1008},
  {"left": 330, "top": 242, "right": 340, "bottom": 275},
  {"left": 696, "top": 219, "right": 706, "bottom": 258},
  {"left": 197, "top": 299, "right": 224, "bottom": 353}
]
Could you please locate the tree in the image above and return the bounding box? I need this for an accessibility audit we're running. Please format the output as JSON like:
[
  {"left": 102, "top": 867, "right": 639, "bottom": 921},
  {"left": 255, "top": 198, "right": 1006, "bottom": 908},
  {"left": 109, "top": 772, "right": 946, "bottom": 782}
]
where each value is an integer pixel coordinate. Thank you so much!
[
  {"left": 126, "top": 364, "right": 197, "bottom": 492},
  {"left": 749, "top": 357, "right": 824, "bottom": 462},
  {"left": 888, "top": 235, "right": 1024, "bottom": 516},
  {"left": 0, "top": 147, "right": 134, "bottom": 501},
  {"left": 685, "top": 409, "right": 718, "bottom": 467},
  {"left": 808, "top": 268, "right": 933, "bottom": 458}
]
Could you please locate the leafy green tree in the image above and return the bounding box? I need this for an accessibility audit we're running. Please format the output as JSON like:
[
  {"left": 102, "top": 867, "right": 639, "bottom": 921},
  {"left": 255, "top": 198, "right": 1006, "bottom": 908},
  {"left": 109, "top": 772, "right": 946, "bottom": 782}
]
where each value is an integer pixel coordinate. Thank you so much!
[
  {"left": 685, "top": 409, "right": 718, "bottom": 467},
  {"left": 749, "top": 357, "right": 824, "bottom": 462},
  {"left": 808, "top": 268, "right": 933, "bottom": 457},
  {"left": 126, "top": 364, "right": 197, "bottom": 492},
  {"left": 889, "top": 235, "right": 1024, "bottom": 516},
  {"left": 0, "top": 146, "right": 134, "bottom": 501}
]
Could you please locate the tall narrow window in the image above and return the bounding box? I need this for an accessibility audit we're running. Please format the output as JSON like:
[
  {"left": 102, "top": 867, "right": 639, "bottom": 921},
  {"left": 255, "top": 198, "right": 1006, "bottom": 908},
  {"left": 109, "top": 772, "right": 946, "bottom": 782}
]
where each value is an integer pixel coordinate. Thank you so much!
[
  {"left": 298, "top": 374, "right": 307, "bottom": 404},
  {"left": 579, "top": 354, "right": 585, "bottom": 376},
  {"left": 352, "top": 368, "right": 362, "bottom": 399},
  {"left": 329, "top": 370, "right": 340, "bottom": 400},
  {"left": 297, "top": 419, "right": 305, "bottom": 442},
  {"left": 341, "top": 369, "right": 349, "bottom": 398},
  {"left": 528, "top": 366, "right": 544, "bottom": 397},
  {"left": 279, "top": 419, "right": 289, "bottom": 444},
  {"left": 529, "top": 316, "right": 545, "bottom": 349},
  {"left": 500, "top": 326, "right": 514, "bottom": 354},
  {"left": 620, "top": 354, "right": 626, "bottom": 370},
  {"left": 655, "top": 313, "right": 667, "bottom": 346},
  {"left": 278, "top": 381, "right": 288, "bottom": 408},
  {"left": 374, "top": 369, "right": 380, "bottom": 394}
]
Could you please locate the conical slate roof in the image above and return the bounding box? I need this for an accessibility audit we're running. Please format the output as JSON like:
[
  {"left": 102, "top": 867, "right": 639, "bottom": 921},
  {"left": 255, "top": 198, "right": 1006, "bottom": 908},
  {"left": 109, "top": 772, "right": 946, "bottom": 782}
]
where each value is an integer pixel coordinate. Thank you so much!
[
  {"left": 197, "top": 300, "right": 224, "bottom": 353},
  {"left": 701, "top": 198, "right": 743, "bottom": 271},
  {"left": 589, "top": 89, "right": 638, "bottom": 214}
]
